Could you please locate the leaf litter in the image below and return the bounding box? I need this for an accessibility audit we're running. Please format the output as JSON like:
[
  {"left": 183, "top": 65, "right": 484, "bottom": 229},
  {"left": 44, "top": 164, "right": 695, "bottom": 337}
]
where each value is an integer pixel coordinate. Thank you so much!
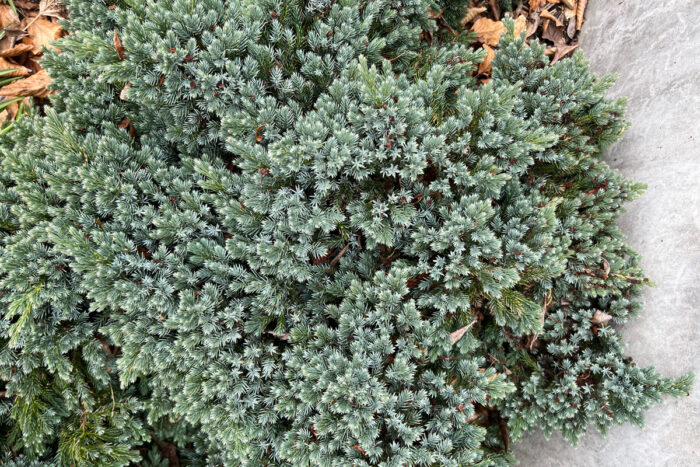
[
  {"left": 458, "top": 0, "right": 590, "bottom": 83},
  {"left": 0, "top": 0, "right": 66, "bottom": 127}
]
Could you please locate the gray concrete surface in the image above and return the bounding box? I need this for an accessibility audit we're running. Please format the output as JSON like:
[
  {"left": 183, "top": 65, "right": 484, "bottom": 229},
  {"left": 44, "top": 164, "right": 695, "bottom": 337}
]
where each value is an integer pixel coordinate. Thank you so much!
[{"left": 513, "top": 1, "right": 700, "bottom": 466}]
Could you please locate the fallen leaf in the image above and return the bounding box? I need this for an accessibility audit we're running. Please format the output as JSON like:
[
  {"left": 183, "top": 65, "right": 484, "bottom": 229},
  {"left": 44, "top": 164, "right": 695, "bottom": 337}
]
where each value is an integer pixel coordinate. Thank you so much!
[
  {"left": 602, "top": 258, "right": 610, "bottom": 278},
  {"left": 541, "top": 23, "right": 565, "bottom": 44},
  {"left": 576, "top": 0, "right": 587, "bottom": 30},
  {"left": 513, "top": 15, "right": 527, "bottom": 38},
  {"left": 119, "top": 82, "right": 131, "bottom": 101},
  {"left": 0, "top": 43, "right": 33, "bottom": 58},
  {"left": 526, "top": 12, "right": 541, "bottom": 38},
  {"left": 1, "top": 28, "right": 28, "bottom": 50},
  {"left": 37, "top": 0, "right": 67, "bottom": 19},
  {"left": 450, "top": 320, "right": 476, "bottom": 345},
  {"left": 567, "top": 14, "right": 577, "bottom": 38},
  {"left": 12, "top": 1, "right": 39, "bottom": 10},
  {"left": 0, "top": 5, "right": 18, "bottom": 29},
  {"left": 564, "top": 6, "right": 576, "bottom": 19},
  {"left": 529, "top": 0, "right": 544, "bottom": 12},
  {"left": 540, "top": 10, "right": 563, "bottom": 27},
  {"left": 561, "top": 0, "right": 576, "bottom": 8},
  {"left": 25, "top": 18, "right": 62, "bottom": 54},
  {"left": 461, "top": 7, "right": 486, "bottom": 27},
  {"left": 551, "top": 43, "right": 578, "bottom": 63},
  {"left": 350, "top": 444, "right": 367, "bottom": 456},
  {"left": 255, "top": 123, "right": 266, "bottom": 142},
  {"left": 0, "top": 69, "right": 51, "bottom": 97},
  {"left": 427, "top": 7, "right": 443, "bottom": 19},
  {"left": 113, "top": 29, "right": 125, "bottom": 60},
  {"left": 489, "top": 0, "right": 500, "bottom": 20},
  {"left": 477, "top": 44, "right": 495, "bottom": 75},
  {"left": 0, "top": 58, "right": 31, "bottom": 77},
  {"left": 590, "top": 310, "right": 612, "bottom": 326},
  {"left": 471, "top": 17, "right": 506, "bottom": 46}
]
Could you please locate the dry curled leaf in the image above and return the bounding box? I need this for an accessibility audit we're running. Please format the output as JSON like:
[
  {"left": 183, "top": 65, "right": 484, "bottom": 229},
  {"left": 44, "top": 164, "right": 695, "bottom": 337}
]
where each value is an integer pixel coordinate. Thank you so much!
[
  {"left": 526, "top": 13, "right": 541, "bottom": 38},
  {"left": 576, "top": 0, "right": 587, "bottom": 30},
  {"left": 119, "top": 82, "right": 131, "bottom": 101},
  {"left": 12, "top": 1, "right": 40, "bottom": 10},
  {"left": 561, "top": 0, "right": 575, "bottom": 8},
  {"left": 0, "top": 69, "right": 51, "bottom": 97},
  {"left": 0, "top": 43, "right": 33, "bottom": 58},
  {"left": 37, "top": 0, "right": 67, "bottom": 19},
  {"left": 513, "top": 15, "right": 527, "bottom": 38},
  {"left": 602, "top": 258, "right": 611, "bottom": 278},
  {"left": 471, "top": 17, "right": 506, "bottom": 46},
  {"left": 113, "top": 29, "right": 126, "bottom": 60},
  {"left": 540, "top": 10, "right": 563, "bottom": 27},
  {"left": 0, "top": 5, "right": 19, "bottom": 28},
  {"left": 255, "top": 123, "right": 266, "bottom": 142},
  {"left": 25, "top": 18, "right": 63, "bottom": 54},
  {"left": 542, "top": 23, "right": 566, "bottom": 44},
  {"left": 0, "top": 58, "right": 31, "bottom": 76},
  {"left": 529, "top": 0, "right": 544, "bottom": 12},
  {"left": 489, "top": 0, "right": 500, "bottom": 20},
  {"left": 551, "top": 43, "right": 578, "bottom": 63},
  {"left": 461, "top": 7, "right": 486, "bottom": 27},
  {"left": 477, "top": 44, "right": 495, "bottom": 75},
  {"left": 563, "top": 6, "right": 576, "bottom": 19},
  {"left": 591, "top": 311, "right": 613, "bottom": 326},
  {"left": 450, "top": 320, "right": 476, "bottom": 345}
]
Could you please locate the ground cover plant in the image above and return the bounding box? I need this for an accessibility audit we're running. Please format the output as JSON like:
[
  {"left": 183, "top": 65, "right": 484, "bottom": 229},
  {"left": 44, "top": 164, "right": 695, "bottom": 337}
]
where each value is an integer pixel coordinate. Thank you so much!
[{"left": 0, "top": 0, "right": 692, "bottom": 465}]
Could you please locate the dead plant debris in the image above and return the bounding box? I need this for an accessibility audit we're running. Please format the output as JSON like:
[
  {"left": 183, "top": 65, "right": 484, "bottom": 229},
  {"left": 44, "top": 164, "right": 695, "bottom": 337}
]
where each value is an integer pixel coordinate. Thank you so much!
[
  {"left": 461, "top": 0, "right": 589, "bottom": 84},
  {"left": 0, "top": 0, "right": 66, "bottom": 126}
]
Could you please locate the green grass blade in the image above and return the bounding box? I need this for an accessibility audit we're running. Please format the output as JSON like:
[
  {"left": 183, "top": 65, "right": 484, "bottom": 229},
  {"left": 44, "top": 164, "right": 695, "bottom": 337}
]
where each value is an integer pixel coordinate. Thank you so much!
[{"left": 0, "top": 96, "right": 23, "bottom": 112}]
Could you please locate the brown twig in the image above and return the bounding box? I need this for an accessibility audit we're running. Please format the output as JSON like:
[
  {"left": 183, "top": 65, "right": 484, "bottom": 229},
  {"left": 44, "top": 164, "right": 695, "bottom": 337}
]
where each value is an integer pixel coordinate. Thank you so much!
[{"left": 329, "top": 242, "right": 350, "bottom": 268}]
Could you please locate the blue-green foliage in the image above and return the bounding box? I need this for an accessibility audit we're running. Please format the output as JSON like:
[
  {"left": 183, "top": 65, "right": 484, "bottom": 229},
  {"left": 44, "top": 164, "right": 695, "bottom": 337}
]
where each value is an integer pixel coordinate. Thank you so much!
[{"left": 0, "top": 0, "right": 691, "bottom": 465}]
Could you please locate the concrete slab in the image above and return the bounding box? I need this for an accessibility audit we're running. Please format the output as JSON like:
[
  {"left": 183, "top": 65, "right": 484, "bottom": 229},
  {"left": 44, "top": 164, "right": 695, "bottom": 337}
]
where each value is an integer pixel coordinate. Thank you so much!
[{"left": 513, "top": 1, "right": 700, "bottom": 465}]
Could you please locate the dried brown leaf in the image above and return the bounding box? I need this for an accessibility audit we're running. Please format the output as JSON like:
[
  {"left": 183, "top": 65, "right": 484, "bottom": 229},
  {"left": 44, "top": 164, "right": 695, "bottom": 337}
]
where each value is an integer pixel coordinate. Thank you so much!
[
  {"left": 540, "top": 10, "right": 563, "bottom": 27},
  {"left": 0, "top": 69, "right": 51, "bottom": 97},
  {"left": 255, "top": 123, "right": 266, "bottom": 142},
  {"left": 477, "top": 44, "right": 495, "bottom": 75},
  {"left": 0, "top": 58, "right": 30, "bottom": 76},
  {"left": 471, "top": 17, "right": 506, "bottom": 46},
  {"left": 591, "top": 310, "right": 612, "bottom": 326},
  {"left": 1, "top": 28, "right": 28, "bottom": 50},
  {"left": 25, "top": 18, "right": 62, "bottom": 54},
  {"left": 0, "top": 5, "right": 19, "bottom": 29},
  {"left": 38, "top": 0, "right": 67, "bottom": 19},
  {"left": 561, "top": 0, "right": 575, "bottom": 8},
  {"left": 526, "top": 12, "right": 541, "bottom": 38},
  {"left": 603, "top": 258, "right": 611, "bottom": 277},
  {"left": 450, "top": 320, "right": 476, "bottom": 345},
  {"left": 541, "top": 23, "right": 565, "bottom": 44},
  {"left": 513, "top": 15, "right": 527, "bottom": 38},
  {"left": 461, "top": 7, "right": 486, "bottom": 28},
  {"left": 13, "top": 1, "right": 40, "bottom": 10},
  {"left": 564, "top": 6, "right": 576, "bottom": 19},
  {"left": 576, "top": 0, "right": 587, "bottom": 29},
  {"left": 567, "top": 14, "right": 577, "bottom": 38},
  {"left": 113, "top": 29, "right": 126, "bottom": 60},
  {"left": 0, "top": 43, "right": 33, "bottom": 58},
  {"left": 489, "top": 0, "right": 500, "bottom": 20},
  {"left": 551, "top": 43, "right": 578, "bottom": 63},
  {"left": 529, "top": 0, "right": 544, "bottom": 12},
  {"left": 119, "top": 82, "right": 131, "bottom": 101}
]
